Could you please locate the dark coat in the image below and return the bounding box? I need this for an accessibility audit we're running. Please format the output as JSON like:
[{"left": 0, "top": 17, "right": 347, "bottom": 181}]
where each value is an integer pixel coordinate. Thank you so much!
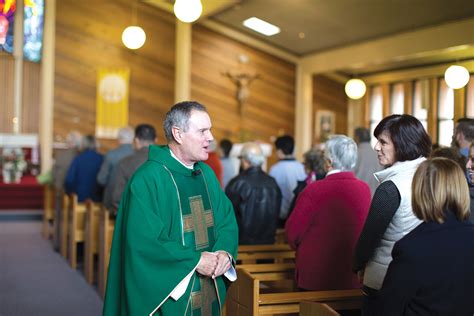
[
  {"left": 376, "top": 211, "right": 474, "bottom": 315},
  {"left": 64, "top": 149, "right": 103, "bottom": 202},
  {"left": 111, "top": 147, "right": 149, "bottom": 212},
  {"left": 225, "top": 166, "right": 281, "bottom": 245}
]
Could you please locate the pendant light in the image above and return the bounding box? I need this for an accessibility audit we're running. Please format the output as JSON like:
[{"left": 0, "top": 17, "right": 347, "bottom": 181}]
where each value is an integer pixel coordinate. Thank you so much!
[
  {"left": 122, "top": 1, "right": 146, "bottom": 50},
  {"left": 444, "top": 65, "right": 470, "bottom": 89},
  {"left": 345, "top": 78, "right": 367, "bottom": 100},
  {"left": 174, "top": 0, "right": 203, "bottom": 23}
]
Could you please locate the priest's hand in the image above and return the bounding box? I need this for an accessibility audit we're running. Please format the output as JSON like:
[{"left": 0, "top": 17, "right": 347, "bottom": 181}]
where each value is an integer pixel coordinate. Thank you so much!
[
  {"left": 212, "top": 251, "right": 231, "bottom": 279},
  {"left": 197, "top": 252, "right": 218, "bottom": 277}
]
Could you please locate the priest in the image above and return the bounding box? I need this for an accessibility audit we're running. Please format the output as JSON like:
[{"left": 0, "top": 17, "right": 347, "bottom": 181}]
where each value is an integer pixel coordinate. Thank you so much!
[{"left": 103, "top": 101, "right": 238, "bottom": 316}]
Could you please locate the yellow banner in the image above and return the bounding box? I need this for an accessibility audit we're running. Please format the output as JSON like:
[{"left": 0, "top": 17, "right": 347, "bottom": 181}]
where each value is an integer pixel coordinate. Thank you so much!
[{"left": 96, "top": 68, "right": 130, "bottom": 139}]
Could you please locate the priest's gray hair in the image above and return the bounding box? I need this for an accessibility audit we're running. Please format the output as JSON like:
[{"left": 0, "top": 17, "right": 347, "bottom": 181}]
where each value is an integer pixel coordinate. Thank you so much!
[
  {"left": 163, "top": 101, "right": 208, "bottom": 143},
  {"left": 324, "top": 135, "right": 358, "bottom": 171}
]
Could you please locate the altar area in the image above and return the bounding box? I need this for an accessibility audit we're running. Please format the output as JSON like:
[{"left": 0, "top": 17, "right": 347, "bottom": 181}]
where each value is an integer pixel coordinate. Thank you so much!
[{"left": 0, "top": 134, "right": 43, "bottom": 210}]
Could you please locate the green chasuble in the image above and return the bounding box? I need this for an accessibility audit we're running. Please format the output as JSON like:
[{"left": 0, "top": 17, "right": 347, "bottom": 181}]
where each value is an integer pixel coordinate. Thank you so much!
[{"left": 103, "top": 145, "right": 238, "bottom": 316}]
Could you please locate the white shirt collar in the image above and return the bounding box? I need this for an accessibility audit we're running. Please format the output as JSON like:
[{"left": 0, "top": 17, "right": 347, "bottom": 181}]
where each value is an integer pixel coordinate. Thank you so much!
[
  {"left": 169, "top": 148, "right": 194, "bottom": 169},
  {"left": 326, "top": 169, "right": 342, "bottom": 176}
]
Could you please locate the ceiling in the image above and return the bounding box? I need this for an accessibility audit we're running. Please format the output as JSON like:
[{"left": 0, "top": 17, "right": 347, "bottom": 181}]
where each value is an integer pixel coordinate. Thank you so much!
[{"left": 145, "top": 0, "right": 474, "bottom": 76}]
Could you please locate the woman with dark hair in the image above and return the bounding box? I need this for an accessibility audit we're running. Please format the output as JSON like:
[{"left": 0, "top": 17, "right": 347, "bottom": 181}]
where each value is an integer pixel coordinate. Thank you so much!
[
  {"left": 376, "top": 158, "right": 474, "bottom": 315},
  {"left": 287, "top": 148, "right": 326, "bottom": 215},
  {"left": 353, "top": 114, "right": 432, "bottom": 315}
]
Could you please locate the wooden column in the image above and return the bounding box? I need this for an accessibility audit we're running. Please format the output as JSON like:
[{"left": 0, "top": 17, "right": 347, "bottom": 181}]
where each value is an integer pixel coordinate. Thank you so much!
[
  {"left": 294, "top": 65, "right": 313, "bottom": 160},
  {"left": 12, "top": 0, "right": 24, "bottom": 134},
  {"left": 175, "top": 20, "right": 191, "bottom": 102},
  {"left": 427, "top": 78, "right": 439, "bottom": 142},
  {"left": 403, "top": 81, "right": 413, "bottom": 115},
  {"left": 454, "top": 87, "right": 466, "bottom": 122},
  {"left": 40, "top": 0, "right": 56, "bottom": 172}
]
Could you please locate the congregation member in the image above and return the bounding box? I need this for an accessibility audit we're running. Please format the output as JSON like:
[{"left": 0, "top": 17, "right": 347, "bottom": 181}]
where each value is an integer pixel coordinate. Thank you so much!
[
  {"left": 204, "top": 140, "right": 223, "bottom": 186},
  {"left": 286, "top": 135, "right": 370, "bottom": 291},
  {"left": 110, "top": 124, "right": 157, "bottom": 214},
  {"left": 269, "top": 135, "right": 306, "bottom": 226},
  {"left": 288, "top": 148, "right": 326, "bottom": 216},
  {"left": 51, "top": 130, "right": 81, "bottom": 249},
  {"left": 465, "top": 142, "right": 474, "bottom": 222},
  {"left": 353, "top": 114, "right": 432, "bottom": 315},
  {"left": 64, "top": 135, "right": 103, "bottom": 202},
  {"left": 97, "top": 127, "right": 134, "bottom": 210},
  {"left": 225, "top": 142, "right": 281, "bottom": 244},
  {"left": 353, "top": 127, "right": 382, "bottom": 195},
  {"left": 104, "top": 101, "right": 238, "bottom": 316},
  {"left": 220, "top": 138, "right": 237, "bottom": 188},
  {"left": 452, "top": 117, "right": 474, "bottom": 157},
  {"left": 376, "top": 158, "right": 474, "bottom": 315}
]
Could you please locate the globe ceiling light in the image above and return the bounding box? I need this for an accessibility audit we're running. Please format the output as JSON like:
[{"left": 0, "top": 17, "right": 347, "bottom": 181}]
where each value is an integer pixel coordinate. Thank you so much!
[
  {"left": 444, "top": 65, "right": 470, "bottom": 89},
  {"left": 345, "top": 78, "right": 367, "bottom": 100},
  {"left": 122, "top": 26, "right": 146, "bottom": 50},
  {"left": 174, "top": 0, "right": 203, "bottom": 23}
]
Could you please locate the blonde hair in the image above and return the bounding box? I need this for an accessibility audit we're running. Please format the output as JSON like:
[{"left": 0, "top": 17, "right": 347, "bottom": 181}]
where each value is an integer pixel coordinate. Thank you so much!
[{"left": 412, "top": 158, "right": 470, "bottom": 223}]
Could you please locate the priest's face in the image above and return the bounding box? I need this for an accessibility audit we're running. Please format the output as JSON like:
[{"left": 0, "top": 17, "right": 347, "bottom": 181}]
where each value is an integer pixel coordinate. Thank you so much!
[{"left": 180, "top": 110, "right": 214, "bottom": 164}]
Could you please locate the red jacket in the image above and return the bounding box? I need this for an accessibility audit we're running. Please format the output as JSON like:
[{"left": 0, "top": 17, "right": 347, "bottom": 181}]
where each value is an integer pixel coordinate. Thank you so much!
[
  {"left": 204, "top": 152, "right": 223, "bottom": 186},
  {"left": 285, "top": 171, "right": 371, "bottom": 290}
]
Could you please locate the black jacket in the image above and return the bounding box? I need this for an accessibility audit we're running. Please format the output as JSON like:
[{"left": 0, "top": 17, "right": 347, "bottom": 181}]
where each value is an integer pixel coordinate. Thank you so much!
[
  {"left": 376, "top": 211, "right": 474, "bottom": 315},
  {"left": 225, "top": 167, "right": 282, "bottom": 245}
]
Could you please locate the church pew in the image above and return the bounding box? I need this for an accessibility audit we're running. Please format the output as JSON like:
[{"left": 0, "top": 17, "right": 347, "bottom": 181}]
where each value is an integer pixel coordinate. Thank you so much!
[
  {"left": 237, "top": 244, "right": 295, "bottom": 264},
  {"left": 300, "top": 301, "right": 343, "bottom": 316},
  {"left": 226, "top": 267, "right": 363, "bottom": 315},
  {"left": 98, "top": 207, "right": 115, "bottom": 298},
  {"left": 84, "top": 201, "right": 101, "bottom": 284},
  {"left": 68, "top": 194, "right": 88, "bottom": 270},
  {"left": 274, "top": 228, "right": 286, "bottom": 244},
  {"left": 42, "top": 185, "right": 55, "bottom": 240},
  {"left": 238, "top": 263, "right": 295, "bottom": 282},
  {"left": 59, "top": 193, "right": 69, "bottom": 258}
]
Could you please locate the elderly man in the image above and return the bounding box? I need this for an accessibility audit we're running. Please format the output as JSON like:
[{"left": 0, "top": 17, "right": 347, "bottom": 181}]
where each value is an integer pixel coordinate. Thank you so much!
[
  {"left": 104, "top": 101, "right": 238, "bottom": 316},
  {"left": 110, "top": 124, "right": 157, "bottom": 214},
  {"left": 286, "top": 135, "right": 371, "bottom": 291},
  {"left": 97, "top": 126, "right": 134, "bottom": 210},
  {"left": 226, "top": 142, "right": 281, "bottom": 244}
]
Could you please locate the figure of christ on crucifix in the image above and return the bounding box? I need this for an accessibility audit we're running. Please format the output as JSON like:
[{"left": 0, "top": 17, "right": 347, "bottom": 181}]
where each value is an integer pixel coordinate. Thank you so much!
[{"left": 224, "top": 71, "right": 260, "bottom": 113}]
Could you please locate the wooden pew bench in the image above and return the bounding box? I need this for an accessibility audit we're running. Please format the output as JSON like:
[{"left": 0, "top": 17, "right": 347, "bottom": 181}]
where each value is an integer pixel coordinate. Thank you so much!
[
  {"left": 68, "top": 194, "right": 88, "bottom": 269},
  {"left": 226, "top": 267, "right": 363, "bottom": 315},
  {"left": 84, "top": 201, "right": 101, "bottom": 284},
  {"left": 237, "top": 244, "right": 295, "bottom": 264},
  {"left": 98, "top": 207, "right": 115, "bottom": 298},
  {"left": 42, "top": 185, "right": 55, "bottom": 240}
]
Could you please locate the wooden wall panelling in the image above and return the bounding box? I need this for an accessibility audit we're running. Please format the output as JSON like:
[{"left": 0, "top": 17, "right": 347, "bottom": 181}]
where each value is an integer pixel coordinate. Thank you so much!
[
  {"left": 54, "top": 0, "right": 175, "bottom": 151},
  {"left": 0, "top": 54, "right": 15, "bottom": 133},
  {"left": 191, "top": 25, "right": 296, "bottom": 164},
  {"left": 312, "top": 75, "right": 348, "bottom": 145},
  {"left": 0, "top": 53, "right": 40, "bottom": 134}
]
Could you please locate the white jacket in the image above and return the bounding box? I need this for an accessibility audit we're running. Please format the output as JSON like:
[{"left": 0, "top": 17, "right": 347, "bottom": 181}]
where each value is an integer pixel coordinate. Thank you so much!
[{"left": 363, "top": 157, "right": 425, "bottom": 290}]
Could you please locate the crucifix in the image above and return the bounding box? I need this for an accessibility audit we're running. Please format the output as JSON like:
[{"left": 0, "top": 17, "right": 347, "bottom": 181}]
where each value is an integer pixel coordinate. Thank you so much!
[{"left": 224, "top": 71, "right": 260, "bottom": 115}]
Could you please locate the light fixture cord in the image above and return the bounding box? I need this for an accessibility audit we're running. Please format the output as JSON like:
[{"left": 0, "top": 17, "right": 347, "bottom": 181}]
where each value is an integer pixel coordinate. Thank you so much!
[{"left": 132, "top": 0, "right": 137, "bottom": 26}]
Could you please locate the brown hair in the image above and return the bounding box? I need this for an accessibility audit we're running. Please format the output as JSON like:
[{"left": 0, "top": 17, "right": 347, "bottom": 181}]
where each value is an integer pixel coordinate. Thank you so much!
[{"left": 412, "top": 158, "right": 470, "bottom": 223}]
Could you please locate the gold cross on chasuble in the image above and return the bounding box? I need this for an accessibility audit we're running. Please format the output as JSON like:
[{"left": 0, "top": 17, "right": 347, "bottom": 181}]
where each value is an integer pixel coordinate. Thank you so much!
[
  {"left": 191, "top": 276, "right": 217, "bottom": 315},
  {"left": 183, "top": 196, "right": 214, "bottom": 250}
]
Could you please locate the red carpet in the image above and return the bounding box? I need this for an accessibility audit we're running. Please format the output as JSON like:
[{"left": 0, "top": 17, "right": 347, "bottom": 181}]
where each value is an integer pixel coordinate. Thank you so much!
[{"left": 0, "top": 176, "right": 44, "bottom": 210}]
